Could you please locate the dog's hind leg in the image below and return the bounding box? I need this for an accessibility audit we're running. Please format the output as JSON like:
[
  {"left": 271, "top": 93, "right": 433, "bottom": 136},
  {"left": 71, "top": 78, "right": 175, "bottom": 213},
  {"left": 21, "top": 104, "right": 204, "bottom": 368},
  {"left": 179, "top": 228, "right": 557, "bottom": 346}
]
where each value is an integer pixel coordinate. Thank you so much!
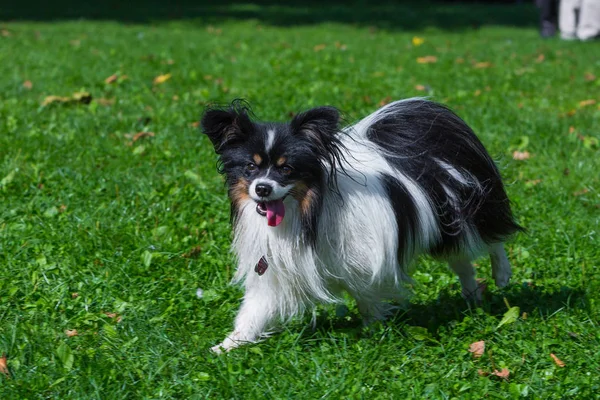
[
  {"left": 489, "top": 243, "right": 512, "bottom": 288},
  {"left": 448, "top": 259, "right": 481, "bottom": 302}
]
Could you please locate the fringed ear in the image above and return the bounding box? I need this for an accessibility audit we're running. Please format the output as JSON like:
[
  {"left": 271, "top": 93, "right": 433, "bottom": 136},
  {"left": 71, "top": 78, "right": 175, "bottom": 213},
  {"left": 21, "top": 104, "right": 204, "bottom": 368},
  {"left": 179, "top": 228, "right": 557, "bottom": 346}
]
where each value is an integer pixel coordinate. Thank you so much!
[
  {"left": 290, "top": 106, "right": 340, "bottom": 147},
  {"left": 201, "top": 101, "right": 254, "bottom": 153}
]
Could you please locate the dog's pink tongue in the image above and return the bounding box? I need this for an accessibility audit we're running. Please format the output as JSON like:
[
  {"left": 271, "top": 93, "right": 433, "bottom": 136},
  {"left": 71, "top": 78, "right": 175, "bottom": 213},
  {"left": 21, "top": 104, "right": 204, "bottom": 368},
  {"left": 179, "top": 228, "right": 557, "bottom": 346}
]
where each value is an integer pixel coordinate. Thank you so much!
[{"left": 265, "top": 200, "right": 285, "bottom": 227}]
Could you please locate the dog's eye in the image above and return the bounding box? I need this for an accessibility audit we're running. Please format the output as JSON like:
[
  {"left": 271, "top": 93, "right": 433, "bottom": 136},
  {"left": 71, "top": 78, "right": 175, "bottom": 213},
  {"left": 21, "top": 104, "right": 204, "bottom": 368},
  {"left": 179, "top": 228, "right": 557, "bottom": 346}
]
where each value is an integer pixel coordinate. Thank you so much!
[
  {"left": 281, "top": 165, "right": 293, "bottom": 175},
  {"left": 246, "top": 163, "right": 258, "bottom": 172}
]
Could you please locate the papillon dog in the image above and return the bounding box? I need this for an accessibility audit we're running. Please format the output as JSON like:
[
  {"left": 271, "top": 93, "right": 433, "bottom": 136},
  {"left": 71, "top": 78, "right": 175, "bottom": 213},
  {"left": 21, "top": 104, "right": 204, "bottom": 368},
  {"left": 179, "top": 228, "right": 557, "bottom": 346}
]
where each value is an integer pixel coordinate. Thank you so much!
[{"left": 201, "top": 98, "right": 522, "bottom": 353}]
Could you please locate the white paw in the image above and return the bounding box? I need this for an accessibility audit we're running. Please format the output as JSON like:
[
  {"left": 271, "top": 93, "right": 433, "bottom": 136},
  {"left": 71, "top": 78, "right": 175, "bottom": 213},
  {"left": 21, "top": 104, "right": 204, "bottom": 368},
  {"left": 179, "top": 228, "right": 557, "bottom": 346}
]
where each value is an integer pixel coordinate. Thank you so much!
[{"left": 210, "top": 344, "right": 225, "bottom": 354}]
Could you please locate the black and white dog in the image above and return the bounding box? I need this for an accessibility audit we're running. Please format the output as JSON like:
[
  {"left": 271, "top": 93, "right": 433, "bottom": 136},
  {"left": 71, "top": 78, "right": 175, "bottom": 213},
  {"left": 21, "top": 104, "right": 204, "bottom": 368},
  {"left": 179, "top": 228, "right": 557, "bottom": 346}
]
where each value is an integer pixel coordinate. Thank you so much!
[{"left": 201, "top": 98, "right": 522, "bottom": 352}]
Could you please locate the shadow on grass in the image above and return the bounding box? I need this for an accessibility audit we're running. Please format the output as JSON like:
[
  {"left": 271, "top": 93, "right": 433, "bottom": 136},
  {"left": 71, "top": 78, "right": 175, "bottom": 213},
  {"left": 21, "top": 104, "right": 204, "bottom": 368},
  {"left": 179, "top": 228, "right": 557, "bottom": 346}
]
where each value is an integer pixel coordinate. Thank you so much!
[
  {"left": 1, "top": 0, "right": 538, "bottom": 32},
  {"left": 305, "top": 284, "right": 588, "bottom": 339}
]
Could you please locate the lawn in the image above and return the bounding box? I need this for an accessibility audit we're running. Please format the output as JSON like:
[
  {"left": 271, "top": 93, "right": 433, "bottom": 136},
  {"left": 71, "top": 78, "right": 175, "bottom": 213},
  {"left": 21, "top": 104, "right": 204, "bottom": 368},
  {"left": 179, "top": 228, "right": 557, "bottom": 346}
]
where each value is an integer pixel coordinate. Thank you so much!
[{"left": 1, "top": 1, "right": 599, "bottom": 398}]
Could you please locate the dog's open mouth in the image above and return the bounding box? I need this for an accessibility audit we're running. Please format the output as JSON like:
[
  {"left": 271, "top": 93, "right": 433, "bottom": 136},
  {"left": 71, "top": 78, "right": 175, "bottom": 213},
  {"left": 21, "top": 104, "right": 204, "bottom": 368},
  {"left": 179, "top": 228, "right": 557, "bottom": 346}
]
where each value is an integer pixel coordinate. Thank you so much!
[{"left": 256, "top": 199, "right": 286, "bottom": 227}]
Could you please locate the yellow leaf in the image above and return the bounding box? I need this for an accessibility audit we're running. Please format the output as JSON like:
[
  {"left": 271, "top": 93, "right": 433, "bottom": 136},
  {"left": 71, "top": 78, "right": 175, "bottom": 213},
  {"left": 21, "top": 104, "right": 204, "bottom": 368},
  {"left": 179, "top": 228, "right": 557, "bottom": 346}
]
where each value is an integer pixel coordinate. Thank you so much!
[
  {"left": 412, "top": 36, "right": 425, "bottom": 46},
  {"left": 153, "top": 73, "right": 171, "bottom": 85},
  {"left": 415, "top": 84, "right": 426, "bottom": 91},
  {"left": 23, "top": 80, "right": 33, "bottom": 89},
  {"left": 417, "top": 55, "right": 437, "bottom": 64},
  {"left": 313, "top": 44, "right": 326, "bottom": 52}
]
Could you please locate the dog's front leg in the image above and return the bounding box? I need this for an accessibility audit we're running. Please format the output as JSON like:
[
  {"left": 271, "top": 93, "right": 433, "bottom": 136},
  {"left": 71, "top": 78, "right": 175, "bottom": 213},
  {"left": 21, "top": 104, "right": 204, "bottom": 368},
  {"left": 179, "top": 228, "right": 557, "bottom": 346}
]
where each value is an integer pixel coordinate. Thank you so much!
[{"left": 211, "top": 288, "right": 276, "bottom": 353}]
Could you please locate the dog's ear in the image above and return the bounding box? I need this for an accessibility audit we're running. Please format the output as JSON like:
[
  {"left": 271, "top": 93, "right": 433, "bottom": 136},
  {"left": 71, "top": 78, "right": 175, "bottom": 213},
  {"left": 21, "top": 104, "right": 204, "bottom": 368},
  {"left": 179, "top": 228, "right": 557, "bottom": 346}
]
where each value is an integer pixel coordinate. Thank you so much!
[
  {"left": 201, "top": 103, "right": 254, "bottom": 153},
  {"left": 291, "top": 106, "right": 340, "bottom": 146}
]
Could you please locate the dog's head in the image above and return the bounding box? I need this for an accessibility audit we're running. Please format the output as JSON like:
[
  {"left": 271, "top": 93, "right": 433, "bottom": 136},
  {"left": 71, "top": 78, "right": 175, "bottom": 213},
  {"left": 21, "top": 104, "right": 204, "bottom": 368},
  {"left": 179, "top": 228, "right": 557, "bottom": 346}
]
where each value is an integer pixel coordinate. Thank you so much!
[{"left": 201, "top": 101, "right": 342, "bottom": 232}]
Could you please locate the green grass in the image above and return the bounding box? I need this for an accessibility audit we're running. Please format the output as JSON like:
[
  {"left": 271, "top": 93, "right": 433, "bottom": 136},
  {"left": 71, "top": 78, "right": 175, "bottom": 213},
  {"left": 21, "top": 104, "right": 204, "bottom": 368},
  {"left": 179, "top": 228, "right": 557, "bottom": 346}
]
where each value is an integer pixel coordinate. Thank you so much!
[{"left": 1, "top": 1, "right": 599, "bottom": 398}]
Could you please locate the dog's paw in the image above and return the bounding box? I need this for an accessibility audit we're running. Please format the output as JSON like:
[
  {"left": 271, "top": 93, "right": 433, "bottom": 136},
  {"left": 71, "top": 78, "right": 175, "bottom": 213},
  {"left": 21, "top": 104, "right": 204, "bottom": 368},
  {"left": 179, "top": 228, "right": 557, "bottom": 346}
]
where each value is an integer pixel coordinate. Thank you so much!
[
  {"left": 494, "top": 269, "right": 512, "bottom": 288},
  {"left": 210, "top": 344, "right": 225, "bottom": 354}
]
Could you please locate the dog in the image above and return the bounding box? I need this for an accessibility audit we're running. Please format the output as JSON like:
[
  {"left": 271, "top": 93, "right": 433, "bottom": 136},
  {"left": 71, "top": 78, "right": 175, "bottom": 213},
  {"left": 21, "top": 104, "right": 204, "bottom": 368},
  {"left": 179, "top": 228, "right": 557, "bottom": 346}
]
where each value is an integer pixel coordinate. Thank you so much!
[{"left": 201, "top": 98, "right": 522, "bottom": 353}]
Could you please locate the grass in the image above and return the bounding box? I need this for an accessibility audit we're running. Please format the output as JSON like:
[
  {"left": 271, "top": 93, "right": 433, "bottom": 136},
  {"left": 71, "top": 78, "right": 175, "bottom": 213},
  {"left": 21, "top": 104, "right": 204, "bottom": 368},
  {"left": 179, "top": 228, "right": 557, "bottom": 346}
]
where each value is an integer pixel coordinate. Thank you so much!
[{"left": 1, "top": 1, "right": 599, "bottom": 398}]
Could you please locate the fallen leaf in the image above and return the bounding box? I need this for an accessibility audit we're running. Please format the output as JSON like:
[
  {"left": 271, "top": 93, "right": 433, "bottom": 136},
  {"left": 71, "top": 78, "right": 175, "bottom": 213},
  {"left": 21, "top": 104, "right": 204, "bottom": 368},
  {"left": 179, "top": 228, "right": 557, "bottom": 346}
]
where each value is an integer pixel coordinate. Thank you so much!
[
  {"left": 550, "top": 353, "right": 565, "bottom": 367},
  {"left": 42, "top": 95, "right": 71, "bottom": 106},
  {"left": 132, "top": 131, "right": 155, "bottom": 142},
  {"left": 417, "top": 55, "right": 437, "bottom": 64},
  {"left": 497, "top": 306, "right": 520, "bottom": 328},
  {"left": 512, "top": 151, "right": 531, "bottom": 161},
  {"left": 573, "top": 188, "right": 589, "bottom": 196},
  {"left": 477, "top": 369, "right": 489, "bottom": 376},
  {"left": 23, "top": 80, "right": 33, "bottom": 89},
  {"left": 535, "top": 54, "right": 545, "bottom": 63},
  {"left": 455, "top": 57, "right": 465, "bottom": 64},
  {"left": 578, "top": 99, "right": 596, "bottom": 107},
  {"left": 65, "top": 329, "right": 78, "bottom": 337},
  {"left": 474, "top": 61, "right": 492, "bottom": 69},
  {"left": 584, "top": 72, "right": 596, "bottom": 81},
  {"left": 104, "top": 74, "right": 118, "bottom": 84},
  {"left": 569, "top": 126, "right": 576, "bottom": 134},
  {"left": 469, "top": 340, "right": 485, "bottom": 358},
  {"left": 190, "top": 121, "right": 200, "bottom": 128},
  {"left": 474, "top": 89, "right": 481, "bottom": 96},
  {"left": 313, "top": 44, "right": 326, "bottom": 52},
  {"left": 71, "top": 292, "right": 79, "bottom": 299},
  {"left": 153, "top": 73, "right": 171, "bottom": 85},
  {"left": 1, "top": 29, "right": 11, "bottom": 37},
  {"left": 415, "top": 84, "right": 427, "bottom": 91},
  {"left": 103, "top": 312, "right": 123, "bottom": 323},
  {"left": 412, "top": 36, "right": 425, "bottom": 46},
  {"left": 525, "top": 179, "right": 542, "bottom": 186},
  {"left": 0, "top": 354, "right": 9, "bottom": 377},
  {"left": 492, "top": 368, "right": 510, "bottom": 380}
]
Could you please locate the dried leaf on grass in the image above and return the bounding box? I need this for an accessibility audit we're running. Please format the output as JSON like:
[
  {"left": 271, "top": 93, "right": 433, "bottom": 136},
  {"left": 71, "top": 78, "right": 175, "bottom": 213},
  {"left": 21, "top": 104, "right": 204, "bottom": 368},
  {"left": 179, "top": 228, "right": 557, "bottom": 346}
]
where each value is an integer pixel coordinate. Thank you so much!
[
  {"left": 474, "top": 61, "right": 492, "bottom": 69},
  {"left": 132, "top": 131, "right": 155, "bottom": 142},
  {"left": 23, "top": 80, "right": 33, "bottom": 89},
  {"left": 313, "top": 44, "right": 326, "bottom": 52},
  {"left": 42, "top": 92, "right": 92, "bottom": 106},
  {"left": 492, "top": 368, "right": 510, "bottom": 380},
  {"left": 468, "top": 340, "right": 485, "bottom": 358},
  {"left": 417, "top": 55, "right": 437, "bottom": 64},
  {"left": 573, "top": 188, "right": 589, "bottom": 197},
  {"left": 65, "top": 329, "right": 79, "bottom": 337},
  {"left": 578, "top": 99, "right": 596, "bottom": 107},
  {"left": 512, "top": 151, "right": 531, "bottom": 161},
  {"left": 153, "top": 73, "right": 171, "bottom": 85},
  {"left": 103, "top": 312, "right": 123, "bottom": 323},
  {"left": 0, "top": 354, "right": 9, "bottom": 377},
  {"left": 550, "top": 353, "right": 565, "bottom": 367}
]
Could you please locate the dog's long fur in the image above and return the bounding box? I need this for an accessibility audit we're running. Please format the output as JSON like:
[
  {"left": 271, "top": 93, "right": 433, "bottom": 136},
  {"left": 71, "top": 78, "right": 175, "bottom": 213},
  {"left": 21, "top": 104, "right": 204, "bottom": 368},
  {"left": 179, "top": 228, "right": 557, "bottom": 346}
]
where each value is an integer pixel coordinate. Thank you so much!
[{"left": 201, "top": 98, "right": 522, "bottom": 352}]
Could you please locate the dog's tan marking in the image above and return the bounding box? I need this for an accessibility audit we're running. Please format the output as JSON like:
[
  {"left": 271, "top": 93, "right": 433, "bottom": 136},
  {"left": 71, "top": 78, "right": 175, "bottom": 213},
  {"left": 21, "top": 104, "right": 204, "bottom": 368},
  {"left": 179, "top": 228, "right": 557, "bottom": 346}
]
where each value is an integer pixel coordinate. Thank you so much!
[
  {"left": 253, "top": 154, "right": 262, "bottom": 165},
  {"left": 230, "top": 178, "right": 251, "bottom": 209},
  {"left": 276, "top": 157, "right": 287, "bottom": 167}
]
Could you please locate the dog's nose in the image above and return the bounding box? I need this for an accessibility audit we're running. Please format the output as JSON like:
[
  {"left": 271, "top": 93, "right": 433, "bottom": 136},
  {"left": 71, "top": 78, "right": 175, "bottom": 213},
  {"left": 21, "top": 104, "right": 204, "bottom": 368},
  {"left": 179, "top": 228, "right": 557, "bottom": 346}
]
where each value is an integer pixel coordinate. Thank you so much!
[{"left": 255, "top": 183, "right": 273, "bottom": 197}]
